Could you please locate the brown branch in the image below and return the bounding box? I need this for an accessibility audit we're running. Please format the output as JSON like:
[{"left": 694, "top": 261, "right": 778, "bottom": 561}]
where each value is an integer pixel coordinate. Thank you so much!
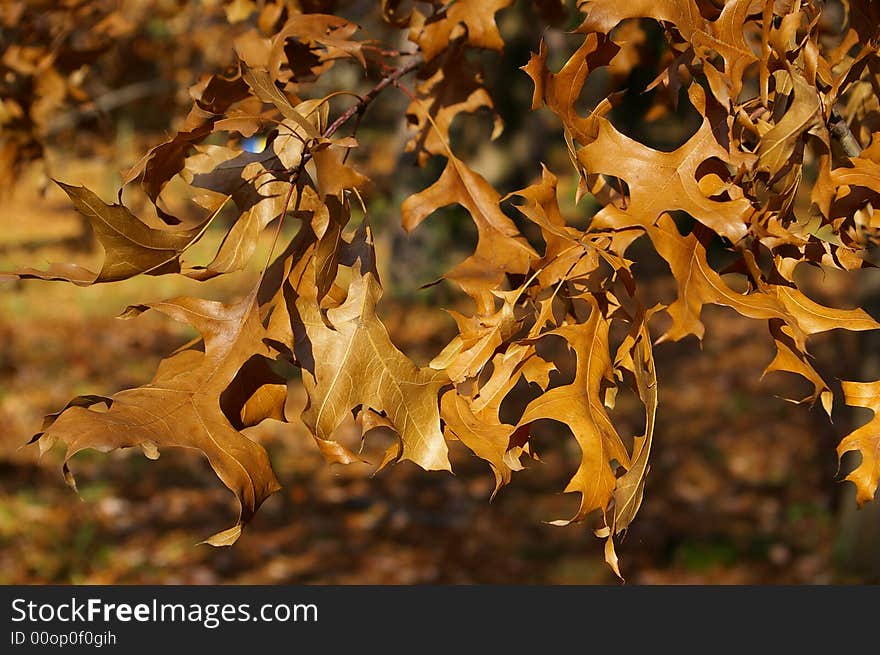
[
  {"left": 322, "top": 59, "right": 421, "bottom": 139},
  {"left": 830, "top": 105, "right": 863, "bottom": 158}
]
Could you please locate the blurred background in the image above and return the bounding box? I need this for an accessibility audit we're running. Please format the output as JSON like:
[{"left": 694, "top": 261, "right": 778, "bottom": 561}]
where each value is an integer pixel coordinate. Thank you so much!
[{"left": 1, "top": 0, "right": 879, "bottom": 584}]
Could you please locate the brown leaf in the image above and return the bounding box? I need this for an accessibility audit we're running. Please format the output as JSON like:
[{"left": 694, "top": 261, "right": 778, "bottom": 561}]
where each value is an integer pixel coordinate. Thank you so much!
[
  {"left": 312, "top": 142, "right": 368, "bottom": 199},
  {"left": 611, "top": 310, "right": 657, "bottom": 536},
  {"left": 578, "top": 85, "right": 754, "bottom": 242},
  {"left": 35, "top": 285, "right": 283, "bottom": 544},
  {"left": 121, "top": 71, "right": 251, "bottom": 224},
  {"left": 410, "top": 0, "right": 514, "bottom": 62},
  {"left": 401, "top": 153, "right": 536, "bottom": 313},
  {"left": 296, "top": 227, "right": 451, "bottom": 471},
  {"left": 598, "top": 210, "right": 792, "bottom": 341},
  {"left": 242, "top": 67, "right": 320, "bottom": 140},
  {"left": 838, "top": 380, "right": 880, "bottom": 505},
  {"left": 756, "top": 70, "right": 825, "bottom": 182},
  {"left": 519, "top": 295, "right": 629, "bottom": 524},
  {"left": 830, "top": 155, "right": 880, "bottom": 189},
  {"left": 440, "top": 389, "right": 516, "bottom": 494},
  {"left": 507, "top": 166, "right": 606, "bottom": 288},
  {"left": 9, "top": 182, "right": 203, "bottom": 285},
  {"left": 521, "top": 34, "right": 619, "bottom": 144},
  {"left": 440, "top": 342, "right": 547, "bottom": 495},
  {"left": 763, "top": 319, "right": 833, "bottom": 415},
  {"left": 184, "top": 147, "right": 294, "bottom": 279},
  {"left": 269, "top": 13, "right": 365, "bottom": 80},
  {"left": 220, "top": 355, "right": 288, "bottom": 430},
  {"left": 430, "top": 291, "right": 521, "bottom": 383},
  {"left": 577, "top": 0, "right": 759, "bottom": 102},
  {"left": 405, "top": 36, "right": 503, "bottom": 164},
  {"left": 769, "top": 258, "right": 880, "bottom": 340}
]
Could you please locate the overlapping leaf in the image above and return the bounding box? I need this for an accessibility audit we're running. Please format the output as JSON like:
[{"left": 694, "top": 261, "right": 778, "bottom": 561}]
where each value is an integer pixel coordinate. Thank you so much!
[
  {"left": 8, "top": 182, "right": 205, "bottom": 285},
  {"left": 35, "top": 286, "right": 283, "bottom": 545},
  {"left": 838, "top": 381, "right": 880, "bottom": 504},
  {"left": 12, "top": 0, "right": 880, "bottom": 579},
  {"left": 519, "top": 295, "right": 629, "bottom": 525},
  {"left": 295, "top": 227, "right": 451, "bottom": 471},
  {"left": 578, "top": 85, "right": 754, "bottom": 242},
  {"left": 409, "top": 0, "right": 514, "bottom": 62},
  {"left": 401, "top": 152, "right": 536, "bottom": 312}
]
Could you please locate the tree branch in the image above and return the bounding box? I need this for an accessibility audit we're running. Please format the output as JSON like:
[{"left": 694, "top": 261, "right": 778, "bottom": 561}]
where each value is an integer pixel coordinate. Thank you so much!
[
  {"left": 830, "top": 105, "right": 863, "bottom": 158},
  {"left": 323, "top": 59, "right": 421, "bottom": 139}
]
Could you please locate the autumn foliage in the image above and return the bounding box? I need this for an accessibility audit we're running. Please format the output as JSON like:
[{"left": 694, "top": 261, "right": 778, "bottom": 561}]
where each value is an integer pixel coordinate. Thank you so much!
[{"left": 3, "top": 0, "right": 880, "bottom": 577}]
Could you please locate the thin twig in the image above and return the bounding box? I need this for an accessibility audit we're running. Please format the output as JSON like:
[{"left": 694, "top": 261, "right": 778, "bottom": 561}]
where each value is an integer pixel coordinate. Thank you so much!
[
  {"left": 322, "top": 59, "right": 421, "bottom": 139},
  {"left": 261, "top": 59, "right": 421, "bottom": 272},
  {"left": 276, "top": 60, "right": 420, "bottom": 182}
]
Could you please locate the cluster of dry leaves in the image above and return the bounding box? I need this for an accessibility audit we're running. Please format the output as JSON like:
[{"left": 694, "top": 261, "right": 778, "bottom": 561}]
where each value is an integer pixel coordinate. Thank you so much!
[
  {"left": 0, "top": 0, "right": 269, "bottom": 190},
  {"left": 3, "top": 0, "right": 880, "bottom": 576}
]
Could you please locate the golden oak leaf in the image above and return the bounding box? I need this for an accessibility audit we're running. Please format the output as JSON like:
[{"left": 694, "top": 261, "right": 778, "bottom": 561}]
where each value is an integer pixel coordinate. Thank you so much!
[
  {"left": 202, "top": 197, "right": 288, "bottom": 279},
  {"left": 8, "top": 182, "right": 203, "bottom": 285},
  {"left": 34, "top": 286, "right": 283, "bottom": 545},
  {"left": 269, "top": 233, "right": 367, "bottom": 466},
  {"left": 121, "top": 72, "right": 251, "bottom": 224},
  {"left": 587, "top": 307, "right": 659, "bottom": 578},
  {"left": 773, "top": 282, "right": 880, "bottom": 336},
  {"left": 597, "top": 210, "right": 792, "bottom": 341},
  {"left": 440, "top": 343, "right": 548, "bottom": 494},
  {"left": 401, "top": 153, "right": 536, "bottom": 313},
  {"left": 189, "top": 203, "right": 294, "bottom": 286},
  {"left": 180, "top": 93, "right": 335, "bottom": 281},
  {"left": 313, "top": 195, "right": 349, "bottom": 307},
  {"left": 183, "top": 147, "right": 296, "bottom": 280},
  {"left": 405, "top": 37, "right": 502, "bottom": 164},
  {"left": 521, "top": 34, "right": 618, "bottom": 144},
  {"left": 577, "top": 0, "right": 759, "bottom": 102},
  {"left": 269, "top": 13, "right": 365, "bottom": 79},
  {"left": 610, "top": 311, "right": 657, "bottom": 536},
  {"left": 220, "top": 355, "right": 288, "bottom": 430},
  {"left": 440, "top": 389, "right": 517, "bottom": 494},
  {"left": 476, "top": 345, "right": 554, "bottom": 416},
  {"left": 577, "top": 85, "right": 754, "bottom": 242},
  {"left": 838, "top": 380, "right": 880, "bottom": 505},
  {"left": 185, "top": 145, "right": 275, "bottom": 197},
  {"left": 242, "top": 67, "right": 321, "bottom": 141},
  {"left": 507, "top": 166, "right": 604, "bottom": 288},
  {"left": 296, "top": 227, "right": 451, "bottom": 471},
  {"left": 830, "top": 156, "right": 880, "bottom": 189},
  {"left": 312, "top": 143, "right": 369, "bottom": 199},
  {"left": 429, "top": 297, "right": 519, "bottom": 383},
  {"left": 519, "top": 295, "right": 629, "bottom": 524},
  {"left": 263, "top": 226, "right": 364, "bottom": 466},
  {"left": 756, "top": 71, "right": 824, "bottom": 181},
  {"left": 769, "top": 258, "right": 880, "bottom": 340},
  {"left": 757, "top": 273, "right": 879, "bottom": 417},
  {"left": 430, "top": 276, "right": 545, "bottom": 385},
  {"left": 763, "top": 319, "right": 833, "bottom": 416},
  {"left": 810, "top": 153, "right": 835, "bottom": 220},
  {"left": 410, "top": 0, "right": 514, "bottom": 62}
]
